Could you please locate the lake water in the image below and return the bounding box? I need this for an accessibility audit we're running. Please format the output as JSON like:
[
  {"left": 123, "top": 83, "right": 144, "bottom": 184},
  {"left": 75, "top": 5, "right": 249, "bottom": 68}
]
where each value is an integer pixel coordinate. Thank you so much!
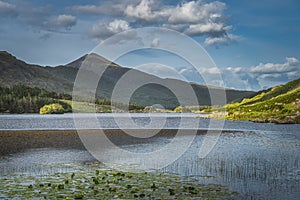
[{"left": 0, "top": 113, "right": 300, "bottom": 199}]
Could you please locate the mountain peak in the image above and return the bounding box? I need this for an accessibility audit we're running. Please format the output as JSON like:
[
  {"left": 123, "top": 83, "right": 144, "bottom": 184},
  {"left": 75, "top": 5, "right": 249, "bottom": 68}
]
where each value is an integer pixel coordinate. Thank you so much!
[
  {"left": 65, "top": 53, "right": 120, "bottom": 69},
  {"left": 0, "top": 51, "right": 28, "bottom": 67},
  {"left": 0, "top": 51, "right": 17, "bottom": 62}
]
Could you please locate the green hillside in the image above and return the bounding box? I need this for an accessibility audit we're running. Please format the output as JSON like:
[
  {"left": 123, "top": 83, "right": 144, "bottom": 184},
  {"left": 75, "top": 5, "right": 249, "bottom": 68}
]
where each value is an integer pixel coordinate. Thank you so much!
[
  {"left": 207, "top": 78, "right": 300, "bottom": 124},
  {"left": 0, "top": 51, "right": 256, "bottom": 109},
  {"left": 0, "top": 85, "right": 72, "bottom": 114}
]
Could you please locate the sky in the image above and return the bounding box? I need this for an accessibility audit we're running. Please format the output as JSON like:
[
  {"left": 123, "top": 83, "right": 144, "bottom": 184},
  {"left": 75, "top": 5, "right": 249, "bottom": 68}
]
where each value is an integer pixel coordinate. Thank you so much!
[{"left": 0, "top": 0, "right": 299, "bottom": 90}]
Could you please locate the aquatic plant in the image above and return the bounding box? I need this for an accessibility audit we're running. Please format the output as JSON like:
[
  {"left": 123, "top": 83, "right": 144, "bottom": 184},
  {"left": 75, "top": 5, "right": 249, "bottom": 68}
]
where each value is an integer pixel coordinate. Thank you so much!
[{"left": 0, "top": 165, "right": 238, "bottom": 199}]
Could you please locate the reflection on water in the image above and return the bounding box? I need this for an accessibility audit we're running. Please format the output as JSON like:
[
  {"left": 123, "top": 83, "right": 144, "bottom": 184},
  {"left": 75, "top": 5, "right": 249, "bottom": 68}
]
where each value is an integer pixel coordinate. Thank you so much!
[
  {"left": 0, "top": 148, "right": 95, "bottom": 175},
  {"left": 0, "top": 114, "right": 300, "bottom": 199},
  {"left": 160, "top": 131, "right": 300, "bottom": 199}
]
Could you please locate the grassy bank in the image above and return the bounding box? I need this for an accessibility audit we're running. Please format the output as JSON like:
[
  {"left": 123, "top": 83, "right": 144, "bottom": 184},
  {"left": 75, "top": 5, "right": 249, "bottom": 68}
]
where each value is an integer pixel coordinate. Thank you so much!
[{"left": 203, "top": 78, "right": 300, "bottom": 124}]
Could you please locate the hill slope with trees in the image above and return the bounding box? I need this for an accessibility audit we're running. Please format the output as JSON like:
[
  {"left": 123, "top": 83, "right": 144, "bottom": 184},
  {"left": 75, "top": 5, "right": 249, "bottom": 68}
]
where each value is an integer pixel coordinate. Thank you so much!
[{"left": 0, "top": 51, "right": 256, "bottom": 109}]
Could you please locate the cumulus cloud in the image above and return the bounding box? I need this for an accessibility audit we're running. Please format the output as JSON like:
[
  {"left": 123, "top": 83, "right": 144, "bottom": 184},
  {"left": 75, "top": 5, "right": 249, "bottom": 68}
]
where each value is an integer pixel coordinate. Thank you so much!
[
  {"left": 204, "top": 34, "right": 239, "bottom": 46},
  {"left": 250, "top": 57, "right": 299, "bottom": 74},
  {"left": 224, "top": 57, "right": 300, "bottom": 90},
  {"left": 176, "top": 57, "right": 300, "bottom": 90},
  {"left": 168, "top": 1, "right": 225, "bottom": 24},
  {"left": 50, "top": 14, "right": 77, "bottom": 30},
  {"left": 125, "top": 0, "right": 167, "bottom": 23},
  {"left": 185, "top": 23, "right": 231, "bottom": 36},
  {"left": 89, "top": 19, "right": 131, "bottom": 41},
  {"left": 84, "top": 0, "right": 236, "bottom": 46},
  {"left": 108, "top": 19, "right": 130, "bottom": 32}
]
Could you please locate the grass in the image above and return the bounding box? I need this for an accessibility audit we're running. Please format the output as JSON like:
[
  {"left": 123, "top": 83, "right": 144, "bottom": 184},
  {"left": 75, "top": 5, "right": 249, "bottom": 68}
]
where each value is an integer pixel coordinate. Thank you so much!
[
  {"left": 61, "top": 100, "right": 113, "bottom": 113},
  {"left": 0, "top": 163, "right": 238, "bottom": 199},
  {"left": 203, "top": 78, "right": 300, "bottom": 124},
  {"left": 61, "top": 100, "right": 96, "bottom": 113}
]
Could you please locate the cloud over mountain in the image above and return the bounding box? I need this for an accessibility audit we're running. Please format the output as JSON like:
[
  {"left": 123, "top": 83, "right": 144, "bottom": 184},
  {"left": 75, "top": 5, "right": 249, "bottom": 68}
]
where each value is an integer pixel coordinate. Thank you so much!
[
  {"left": 76, "top": 0, "right": 236, "bottom": 45},
  {"left": 224, "top": 57, "right": 300, "bottom": 90}
]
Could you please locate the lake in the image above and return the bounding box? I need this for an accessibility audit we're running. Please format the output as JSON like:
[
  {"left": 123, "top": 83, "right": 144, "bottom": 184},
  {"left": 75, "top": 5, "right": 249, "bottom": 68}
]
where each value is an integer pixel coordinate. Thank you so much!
[{"left": 0, "top": 113, "right": 299, "bottom": 199}]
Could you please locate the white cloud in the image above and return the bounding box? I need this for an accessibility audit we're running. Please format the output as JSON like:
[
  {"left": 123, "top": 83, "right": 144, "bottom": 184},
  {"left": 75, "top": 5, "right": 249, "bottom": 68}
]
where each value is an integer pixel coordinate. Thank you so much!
[
  {"left": 250, "top": 57, "right": 299, "bottom": 74},
  {"left": 89, "top": 19, "right": 131, "bottom": 41},
  {"left": 72, "top": 0, "right": 238, "bottom": 46},
  {"left": 121, "top": 0, "right": 236, "bottom": 46},
  {"left": 259, "top": 73, "right": 281, "bottom": 79},
  {"left": 176, "top": 57, "right": 300, "bottom": 90},
  {"left": 185, "top": 23, "right": 231, "bottom": 36},
  {"left": 0, "top": 1, "right": 15, "bottom": 14},
  {"left": 224, "top": 57, "right": 300, "bottom": 90},
  {"left": 197, "top": 67, "right": 221, "bottom": 75},
  {"left": 167, "top": 1, "right": 226, "bottom": 24},
  {"left": 151, "top": 38, "right": 160, "bottom": 47},
  {"left": 204, "top": 34, "right": 238, "bottom": 46},
  {"left": 107, "top": 19, "right": 130, "bottom": 33},
  {"left": 287, "top": 71, "right": 299, "bottom": 79},
  {"left": 125, "top": 0, "right": 153, "bottom": 20},
  {"left": 125, "top": 0, "right": 167, "bottom": 22},
  {"left": 50, "top": 14, "right": 77, "bottom": 29}
]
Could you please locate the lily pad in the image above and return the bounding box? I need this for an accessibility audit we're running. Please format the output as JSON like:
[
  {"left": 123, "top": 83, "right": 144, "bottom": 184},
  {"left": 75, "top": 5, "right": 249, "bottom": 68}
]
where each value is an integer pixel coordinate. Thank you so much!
[{"left": 0, "top": 163, "right": 238, "bottom": 199}]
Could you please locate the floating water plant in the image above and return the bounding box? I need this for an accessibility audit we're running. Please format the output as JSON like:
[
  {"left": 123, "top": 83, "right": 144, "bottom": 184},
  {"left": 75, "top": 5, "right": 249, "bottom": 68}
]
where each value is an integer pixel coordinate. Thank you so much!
[{"left": 0, "top": 163, "right": 238, "bottom": 199}]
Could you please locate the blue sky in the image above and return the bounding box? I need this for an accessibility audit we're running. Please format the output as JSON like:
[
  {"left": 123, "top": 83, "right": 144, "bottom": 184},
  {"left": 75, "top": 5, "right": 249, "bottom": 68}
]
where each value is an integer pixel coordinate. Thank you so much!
[{"left": 0, "top": 0, "right": 299, "bottom": 90}]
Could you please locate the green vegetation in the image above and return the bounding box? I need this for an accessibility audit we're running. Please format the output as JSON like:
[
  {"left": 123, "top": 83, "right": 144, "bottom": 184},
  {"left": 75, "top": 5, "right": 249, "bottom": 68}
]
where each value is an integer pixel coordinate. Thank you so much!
[
  {"left": 0, "top": 85, "right": 71, "bottom": 114},
  {"left": 40, "top": 103, "right": 65, "bottom": 114},
  {"left": 204, "top": 78, "right": 300, "bottom": 124},
  {"left": 63, "top": 99, "right": 145, "bottom": 113},
  {"left": 174, "top": 106, "right": 191, "bottom": 113},
  {"left": 1, "top": 51, "right": 256, "bottom": 110},
  {"left": 174, "top": 105, "right": 211, "bottom": 113},
  {"left": 0, "top": 163, "right": 238, "bottom": 199},
  {"left": 0, "top": 84, "right": 146, "bottom": 114}
]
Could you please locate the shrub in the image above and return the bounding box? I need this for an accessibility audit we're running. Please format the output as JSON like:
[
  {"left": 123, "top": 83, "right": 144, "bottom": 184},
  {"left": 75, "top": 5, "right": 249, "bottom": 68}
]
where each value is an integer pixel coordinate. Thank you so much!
[
  {"left": 39, "top": 103, "right": 64, "bottom": 114},
  {"left": 174, "top": 106, "right": 191, "bottom": 113}
]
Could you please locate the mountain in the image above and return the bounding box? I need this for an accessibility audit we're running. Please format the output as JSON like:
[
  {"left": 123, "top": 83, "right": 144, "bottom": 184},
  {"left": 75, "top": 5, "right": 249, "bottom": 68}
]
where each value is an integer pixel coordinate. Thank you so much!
[
  {"left": 222, "top": 78, "right": 300, "bottom": 123},
  {"left": 0, "top": 51, "right": 73, "bottom": 93},
  {"left": 0, "top": 51, "right": 256, "bottom": 109}
]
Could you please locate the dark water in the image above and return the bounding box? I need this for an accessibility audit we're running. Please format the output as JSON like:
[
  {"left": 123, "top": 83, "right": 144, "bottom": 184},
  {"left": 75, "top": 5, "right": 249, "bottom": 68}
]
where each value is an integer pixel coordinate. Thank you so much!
[{"left": 0, "top": 114, "right": 299, "bottom": 199}]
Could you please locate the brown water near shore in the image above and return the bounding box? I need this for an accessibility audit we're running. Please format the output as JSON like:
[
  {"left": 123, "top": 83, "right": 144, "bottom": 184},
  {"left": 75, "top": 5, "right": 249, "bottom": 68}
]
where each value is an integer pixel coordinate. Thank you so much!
[{"left": 0, "top": 129, "right": 226, "bottom": 156}]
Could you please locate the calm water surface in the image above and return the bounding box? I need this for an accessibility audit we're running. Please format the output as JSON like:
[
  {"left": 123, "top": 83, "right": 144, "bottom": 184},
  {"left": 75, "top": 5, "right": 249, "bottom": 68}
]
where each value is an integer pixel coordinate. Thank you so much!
[{"left": 0, "top": 113, "right": 299, "bottom": 199}]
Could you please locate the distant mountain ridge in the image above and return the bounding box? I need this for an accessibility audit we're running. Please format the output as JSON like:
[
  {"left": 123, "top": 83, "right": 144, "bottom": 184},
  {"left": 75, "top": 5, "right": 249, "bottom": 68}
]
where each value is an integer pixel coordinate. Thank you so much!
[{"left": 0, "top": 51, "right": 256, "bottom": 109}]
